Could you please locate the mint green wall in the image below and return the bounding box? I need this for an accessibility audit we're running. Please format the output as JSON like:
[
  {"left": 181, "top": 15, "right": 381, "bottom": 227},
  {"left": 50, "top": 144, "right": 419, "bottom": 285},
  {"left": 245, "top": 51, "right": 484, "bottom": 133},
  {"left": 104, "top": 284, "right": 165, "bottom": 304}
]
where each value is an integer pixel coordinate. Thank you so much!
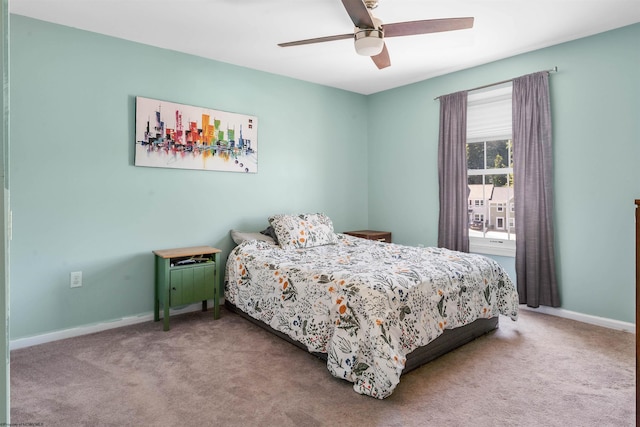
[
  {"left": 367, "top": 24, "right": 640, "bottom": 323},
  {"left": 9, "top": 16, "right": 369, "bottom": 339},
  {"left": 9, "top": 16, "right": 639, "bottom": 340}
]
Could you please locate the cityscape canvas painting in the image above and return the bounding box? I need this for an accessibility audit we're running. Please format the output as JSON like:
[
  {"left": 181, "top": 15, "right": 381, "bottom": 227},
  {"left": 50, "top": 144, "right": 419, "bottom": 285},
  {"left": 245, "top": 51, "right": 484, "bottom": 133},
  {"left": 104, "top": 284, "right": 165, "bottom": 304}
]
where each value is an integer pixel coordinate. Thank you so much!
[{"left": 135, "top": 96, "right": 258, "bottom": 173}]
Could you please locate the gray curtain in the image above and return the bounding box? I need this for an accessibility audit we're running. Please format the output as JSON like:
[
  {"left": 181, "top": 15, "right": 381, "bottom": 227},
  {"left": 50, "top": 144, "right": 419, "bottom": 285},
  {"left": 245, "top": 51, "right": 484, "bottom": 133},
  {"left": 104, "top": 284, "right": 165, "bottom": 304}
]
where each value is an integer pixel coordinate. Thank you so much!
[
  {"left": 512, "top": 71, "right": 560, "bottom": 307},
  {"left": 438, "top": 91, "right": 469, "bottom": 252}
]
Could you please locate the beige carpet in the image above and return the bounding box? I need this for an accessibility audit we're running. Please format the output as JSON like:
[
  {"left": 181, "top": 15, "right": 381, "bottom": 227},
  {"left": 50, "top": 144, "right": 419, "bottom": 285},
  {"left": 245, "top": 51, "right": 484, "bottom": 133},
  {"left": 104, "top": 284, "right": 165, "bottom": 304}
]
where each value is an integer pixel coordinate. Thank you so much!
[{"left": 10, "top": 307, "right": 635, "bottom": 426}]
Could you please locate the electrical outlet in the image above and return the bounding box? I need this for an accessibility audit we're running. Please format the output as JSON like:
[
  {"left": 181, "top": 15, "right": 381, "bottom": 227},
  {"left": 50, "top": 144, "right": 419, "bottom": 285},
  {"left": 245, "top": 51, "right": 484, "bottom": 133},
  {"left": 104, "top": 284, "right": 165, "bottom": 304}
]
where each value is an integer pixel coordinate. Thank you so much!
[{"left": 70, "top": 271, "right": 82, "bottom": 288}]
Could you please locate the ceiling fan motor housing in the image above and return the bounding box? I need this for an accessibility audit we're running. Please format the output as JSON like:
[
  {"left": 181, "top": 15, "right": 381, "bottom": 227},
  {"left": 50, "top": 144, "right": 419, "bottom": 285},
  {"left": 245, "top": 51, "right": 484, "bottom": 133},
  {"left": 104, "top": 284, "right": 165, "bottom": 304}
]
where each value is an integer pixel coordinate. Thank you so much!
[{"left": 354, "top": 17, "right": 384, "bottom": 56}]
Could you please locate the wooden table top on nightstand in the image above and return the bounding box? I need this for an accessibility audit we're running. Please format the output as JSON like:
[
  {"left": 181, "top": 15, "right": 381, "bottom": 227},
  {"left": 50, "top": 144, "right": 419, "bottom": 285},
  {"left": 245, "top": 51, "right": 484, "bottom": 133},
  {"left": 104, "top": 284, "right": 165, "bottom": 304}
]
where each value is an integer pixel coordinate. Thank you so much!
[
  {"left": 153, "top": 246, "right": 221, "bottom": 259},
  {"left": 344, "top": 230, "right": 392, "bottom": 243}
]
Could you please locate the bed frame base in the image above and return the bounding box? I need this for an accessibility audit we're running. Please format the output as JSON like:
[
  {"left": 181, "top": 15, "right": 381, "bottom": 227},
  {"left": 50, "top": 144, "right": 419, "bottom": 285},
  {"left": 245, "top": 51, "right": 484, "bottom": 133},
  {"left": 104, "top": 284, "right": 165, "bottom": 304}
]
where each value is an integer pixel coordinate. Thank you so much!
[{"left": 224, "top": 301, "right": 498, "bottom": 374}]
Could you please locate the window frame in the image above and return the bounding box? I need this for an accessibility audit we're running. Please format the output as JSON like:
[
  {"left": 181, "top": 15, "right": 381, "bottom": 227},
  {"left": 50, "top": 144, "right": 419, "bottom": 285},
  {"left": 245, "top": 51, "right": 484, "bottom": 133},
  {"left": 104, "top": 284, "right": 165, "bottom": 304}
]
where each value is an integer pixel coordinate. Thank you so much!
[{"left": 467, "top": 84, "right": 516, "bottom": 257}]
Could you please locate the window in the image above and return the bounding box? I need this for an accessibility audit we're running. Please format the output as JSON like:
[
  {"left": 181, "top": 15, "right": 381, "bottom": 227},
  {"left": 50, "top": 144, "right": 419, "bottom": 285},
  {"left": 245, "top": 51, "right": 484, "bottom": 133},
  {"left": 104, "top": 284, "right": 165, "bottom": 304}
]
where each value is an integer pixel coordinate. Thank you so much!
[{"left": 466, "top": 84, "right": 516, "bottom": 256}]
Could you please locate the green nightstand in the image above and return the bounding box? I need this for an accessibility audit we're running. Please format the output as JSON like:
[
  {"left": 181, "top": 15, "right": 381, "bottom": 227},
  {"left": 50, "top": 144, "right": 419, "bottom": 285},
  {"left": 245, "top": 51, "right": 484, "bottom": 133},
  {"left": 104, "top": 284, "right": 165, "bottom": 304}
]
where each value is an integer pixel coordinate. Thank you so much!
[{"left": 153, "top": 246, "right": 221, "bottom": 331}]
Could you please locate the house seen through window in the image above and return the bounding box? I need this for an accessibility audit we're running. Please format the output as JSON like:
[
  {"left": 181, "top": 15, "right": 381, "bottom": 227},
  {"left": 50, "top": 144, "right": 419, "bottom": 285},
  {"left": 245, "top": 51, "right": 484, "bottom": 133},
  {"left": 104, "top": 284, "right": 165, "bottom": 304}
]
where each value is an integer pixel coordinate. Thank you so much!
[{"left": 467, "top": 83, "right": 516, "bottom": 256}]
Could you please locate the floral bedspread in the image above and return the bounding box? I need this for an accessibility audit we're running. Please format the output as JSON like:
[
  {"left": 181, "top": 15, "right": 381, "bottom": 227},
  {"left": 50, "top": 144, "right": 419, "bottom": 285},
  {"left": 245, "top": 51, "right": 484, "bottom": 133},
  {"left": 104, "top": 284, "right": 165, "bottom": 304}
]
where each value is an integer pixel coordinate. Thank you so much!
[{"left": 225, "top": 234, "right": 519, "bottom": 399}]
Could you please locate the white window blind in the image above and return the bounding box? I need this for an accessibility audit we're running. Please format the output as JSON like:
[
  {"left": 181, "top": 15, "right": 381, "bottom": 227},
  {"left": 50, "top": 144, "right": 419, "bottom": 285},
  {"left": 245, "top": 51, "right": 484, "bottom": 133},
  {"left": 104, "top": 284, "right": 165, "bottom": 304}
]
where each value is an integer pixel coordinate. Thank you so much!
[{"left": 467, "top": 83, "right": 512, "bottom": 142}]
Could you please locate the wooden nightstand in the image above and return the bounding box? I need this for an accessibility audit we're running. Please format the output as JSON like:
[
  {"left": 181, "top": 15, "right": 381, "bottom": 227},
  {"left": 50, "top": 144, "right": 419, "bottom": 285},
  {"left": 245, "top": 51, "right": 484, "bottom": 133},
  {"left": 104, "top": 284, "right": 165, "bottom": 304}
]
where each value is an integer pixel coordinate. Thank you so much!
[
  {"left": 153, "top": 246, "right": 221, "bottom": 331},
  {"left": 344, "top": 230, "right": 392, "bottom": 243}
]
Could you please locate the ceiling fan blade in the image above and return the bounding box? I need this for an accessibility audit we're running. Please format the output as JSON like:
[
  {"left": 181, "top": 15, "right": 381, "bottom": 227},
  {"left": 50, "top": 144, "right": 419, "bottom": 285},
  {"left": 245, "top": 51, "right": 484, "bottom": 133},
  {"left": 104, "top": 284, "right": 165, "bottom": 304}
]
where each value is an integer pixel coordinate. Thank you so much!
[
  {"left": 382, "top": 17, "right": 474, "bottom": 38},
  {"left": 341, "top": 0, "right": 375, "bottom": 28},
  {"left": 371, "top": 43, "right": 390, "bottom": 69},
  {"left": 278, "top": 33, "right": 353, "bottom": 48}
]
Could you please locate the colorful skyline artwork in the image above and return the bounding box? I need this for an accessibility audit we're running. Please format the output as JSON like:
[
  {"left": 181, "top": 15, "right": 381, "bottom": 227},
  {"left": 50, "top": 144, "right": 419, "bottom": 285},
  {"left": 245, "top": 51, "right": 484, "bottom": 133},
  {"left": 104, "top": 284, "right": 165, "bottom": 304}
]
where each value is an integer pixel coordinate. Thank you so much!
[{"left": 135, "top": 96, "right": 258, "bottom": 173}]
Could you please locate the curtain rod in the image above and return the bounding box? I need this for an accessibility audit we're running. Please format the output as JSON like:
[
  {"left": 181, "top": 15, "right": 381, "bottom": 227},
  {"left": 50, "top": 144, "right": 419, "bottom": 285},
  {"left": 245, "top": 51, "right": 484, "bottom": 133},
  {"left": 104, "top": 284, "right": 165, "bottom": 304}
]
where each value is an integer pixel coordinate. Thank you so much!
[{"left": 434, "top": 66, "right": 558, "bottom": 100}]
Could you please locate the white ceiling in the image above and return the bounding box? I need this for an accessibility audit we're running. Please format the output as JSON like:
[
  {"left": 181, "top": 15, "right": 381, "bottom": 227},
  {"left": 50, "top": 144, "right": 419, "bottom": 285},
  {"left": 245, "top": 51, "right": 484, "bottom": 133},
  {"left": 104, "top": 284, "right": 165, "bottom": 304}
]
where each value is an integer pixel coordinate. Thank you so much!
[{"left": 10, "top": 0, "right": 640, "bottom": 95}]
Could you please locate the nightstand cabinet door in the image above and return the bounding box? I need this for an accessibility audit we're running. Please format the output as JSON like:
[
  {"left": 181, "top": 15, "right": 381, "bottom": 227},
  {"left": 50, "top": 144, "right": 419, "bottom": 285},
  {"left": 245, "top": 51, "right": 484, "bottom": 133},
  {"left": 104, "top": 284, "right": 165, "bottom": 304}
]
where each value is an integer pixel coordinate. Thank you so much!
[{"left": 169, "top": 263, "right": 215, "bottom": 306}]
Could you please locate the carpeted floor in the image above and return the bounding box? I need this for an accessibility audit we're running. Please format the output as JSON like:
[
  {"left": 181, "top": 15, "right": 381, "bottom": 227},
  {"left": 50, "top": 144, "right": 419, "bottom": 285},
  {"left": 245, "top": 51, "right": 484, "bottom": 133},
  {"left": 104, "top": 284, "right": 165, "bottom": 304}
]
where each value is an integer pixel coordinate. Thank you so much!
[{"left": 10, "top": 307, "right": 636, "bottom": 426}]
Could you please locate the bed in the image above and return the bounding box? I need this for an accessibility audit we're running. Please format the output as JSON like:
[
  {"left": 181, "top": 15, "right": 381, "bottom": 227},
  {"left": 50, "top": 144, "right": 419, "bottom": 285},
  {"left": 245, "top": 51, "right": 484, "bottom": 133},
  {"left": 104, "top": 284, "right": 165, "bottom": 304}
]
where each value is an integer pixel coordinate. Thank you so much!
[{"left": 225, "top": 213, "right": 519, "bottom": 399}]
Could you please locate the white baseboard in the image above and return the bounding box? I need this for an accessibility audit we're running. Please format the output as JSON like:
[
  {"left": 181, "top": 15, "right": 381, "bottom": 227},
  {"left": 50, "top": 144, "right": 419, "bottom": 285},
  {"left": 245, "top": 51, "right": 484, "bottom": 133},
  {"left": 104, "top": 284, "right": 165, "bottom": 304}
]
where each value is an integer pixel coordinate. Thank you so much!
[
  {"left": 10, "top": 302, "right": 634, "bottom": 350},
  {"left": 9, "top": 303, "right": 206, "bottom": 350},
  {"left": 520, "top": 305, "right": 635, "bottom": 334}
]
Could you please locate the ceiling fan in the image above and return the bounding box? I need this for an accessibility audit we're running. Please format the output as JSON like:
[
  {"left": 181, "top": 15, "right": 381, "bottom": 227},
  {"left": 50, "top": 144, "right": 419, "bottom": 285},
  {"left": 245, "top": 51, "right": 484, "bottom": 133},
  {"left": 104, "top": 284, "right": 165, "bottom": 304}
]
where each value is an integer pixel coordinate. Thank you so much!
[{"left": 278, "top": 0, "right": 474, "bottom": 70}]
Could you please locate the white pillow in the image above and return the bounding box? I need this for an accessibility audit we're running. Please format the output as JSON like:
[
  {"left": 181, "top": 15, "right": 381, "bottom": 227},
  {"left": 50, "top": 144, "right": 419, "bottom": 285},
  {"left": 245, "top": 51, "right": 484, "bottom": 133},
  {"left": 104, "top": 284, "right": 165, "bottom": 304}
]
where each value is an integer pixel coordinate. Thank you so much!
[{"left": 230, "top": 230, "right": 276, "bottom": 245}]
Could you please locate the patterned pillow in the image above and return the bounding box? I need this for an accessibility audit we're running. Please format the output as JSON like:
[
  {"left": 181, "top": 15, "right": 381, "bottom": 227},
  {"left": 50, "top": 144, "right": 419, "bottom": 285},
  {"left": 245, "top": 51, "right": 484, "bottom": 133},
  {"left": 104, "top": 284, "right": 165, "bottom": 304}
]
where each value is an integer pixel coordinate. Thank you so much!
[{"left": 268, "top": 213, "right": 338, "bottom": 249}]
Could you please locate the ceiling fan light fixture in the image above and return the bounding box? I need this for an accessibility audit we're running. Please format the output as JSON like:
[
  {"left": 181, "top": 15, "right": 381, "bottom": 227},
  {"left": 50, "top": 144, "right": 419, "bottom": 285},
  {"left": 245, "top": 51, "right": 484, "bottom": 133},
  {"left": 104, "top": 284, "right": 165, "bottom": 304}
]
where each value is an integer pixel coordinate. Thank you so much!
[{"left": 354, "top": 27, "right": 384, "bottom": 56}]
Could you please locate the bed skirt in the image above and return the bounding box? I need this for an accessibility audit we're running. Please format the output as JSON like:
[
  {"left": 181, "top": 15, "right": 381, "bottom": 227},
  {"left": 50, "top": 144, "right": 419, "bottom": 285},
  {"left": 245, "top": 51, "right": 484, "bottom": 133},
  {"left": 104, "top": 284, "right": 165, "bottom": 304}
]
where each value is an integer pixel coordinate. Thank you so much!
[{"left": 224, "top": 300, "right": 499, "bottom": 374}]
